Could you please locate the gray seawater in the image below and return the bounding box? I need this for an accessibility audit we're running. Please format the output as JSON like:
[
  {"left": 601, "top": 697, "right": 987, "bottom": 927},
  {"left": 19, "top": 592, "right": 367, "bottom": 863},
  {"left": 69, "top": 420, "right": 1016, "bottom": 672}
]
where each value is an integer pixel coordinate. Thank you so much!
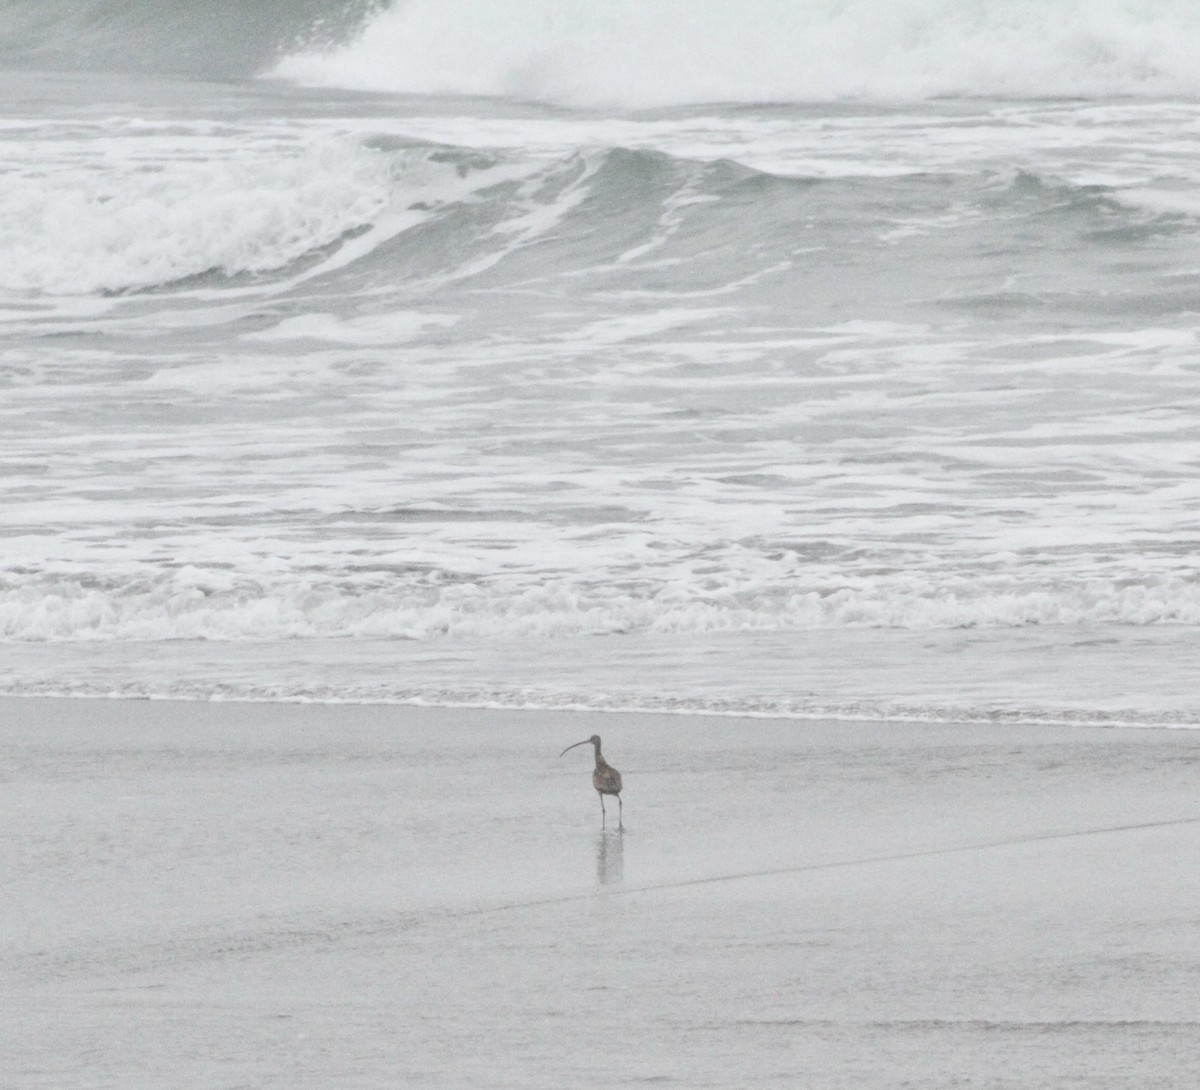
[{"left": 2, "top": 3, "right": 1200, "bottom": 724}]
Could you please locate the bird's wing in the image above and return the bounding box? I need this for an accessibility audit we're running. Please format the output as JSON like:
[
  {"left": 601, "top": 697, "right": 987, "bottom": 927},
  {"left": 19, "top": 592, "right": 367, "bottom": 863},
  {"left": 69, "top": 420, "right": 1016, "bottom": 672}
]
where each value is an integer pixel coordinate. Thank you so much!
[{"left": 595, "top": 766, "right": 622, "bottom": 794}]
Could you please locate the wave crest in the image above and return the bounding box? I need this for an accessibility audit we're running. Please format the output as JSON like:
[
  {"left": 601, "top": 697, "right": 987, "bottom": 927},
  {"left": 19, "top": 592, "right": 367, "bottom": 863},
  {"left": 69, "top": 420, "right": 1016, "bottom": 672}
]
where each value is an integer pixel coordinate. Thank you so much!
[
  {"left": 0, "top": 139, "right": 515, "bottom": 297},
  {"left": 0, "top": 140, "right": 395, "bottom": 295}
]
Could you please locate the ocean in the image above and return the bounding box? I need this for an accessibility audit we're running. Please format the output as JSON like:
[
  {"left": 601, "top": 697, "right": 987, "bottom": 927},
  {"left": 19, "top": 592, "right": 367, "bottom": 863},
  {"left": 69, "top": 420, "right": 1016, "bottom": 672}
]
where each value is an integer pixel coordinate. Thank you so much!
[{"left": 2, "top": 0, "right": 1199, "bottom": 726}]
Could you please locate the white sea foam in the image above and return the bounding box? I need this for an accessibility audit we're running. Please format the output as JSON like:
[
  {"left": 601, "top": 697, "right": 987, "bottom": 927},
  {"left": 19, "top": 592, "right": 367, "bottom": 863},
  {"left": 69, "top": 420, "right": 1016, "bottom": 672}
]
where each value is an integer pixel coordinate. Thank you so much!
[
  {"left": 241, "top": 311, "right": 460, "bottom": 345},
  {"left": 0, "top": 139, "right": 396, "bottom": 295},
  {"left": 272, "top": 0, "right": 1200, "bottom": 107},
  {"left": 5, "top": 72, "right": 1200, "bottom": 724},
  {"left": 2, "top": 568, "right": 1198, "bottom": 643}
]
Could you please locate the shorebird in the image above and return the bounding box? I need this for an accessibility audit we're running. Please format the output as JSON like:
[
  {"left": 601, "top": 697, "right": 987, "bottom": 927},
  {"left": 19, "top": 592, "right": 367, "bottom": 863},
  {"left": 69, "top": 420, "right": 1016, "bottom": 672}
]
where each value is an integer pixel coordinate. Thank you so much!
[{"left": 560, "top": 734, "right": 623, "bottom": 830}]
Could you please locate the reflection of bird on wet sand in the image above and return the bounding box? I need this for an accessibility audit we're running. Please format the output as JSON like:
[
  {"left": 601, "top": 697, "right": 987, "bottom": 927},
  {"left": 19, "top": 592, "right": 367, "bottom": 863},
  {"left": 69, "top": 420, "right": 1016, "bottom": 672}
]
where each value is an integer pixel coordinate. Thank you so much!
[
  {"left": 560, "top": 734, "right": 623, "bottom": 830},
  {"left": 596, "top": 830, "right": 624, "bottom": 885}
]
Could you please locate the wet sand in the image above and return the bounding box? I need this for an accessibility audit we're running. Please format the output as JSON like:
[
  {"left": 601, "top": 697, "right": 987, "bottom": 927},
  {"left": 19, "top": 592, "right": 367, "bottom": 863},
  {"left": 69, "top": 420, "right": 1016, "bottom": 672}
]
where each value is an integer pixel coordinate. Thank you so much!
[{"left": 4, "top": 698, "right": 1200, "bottom": 1088}]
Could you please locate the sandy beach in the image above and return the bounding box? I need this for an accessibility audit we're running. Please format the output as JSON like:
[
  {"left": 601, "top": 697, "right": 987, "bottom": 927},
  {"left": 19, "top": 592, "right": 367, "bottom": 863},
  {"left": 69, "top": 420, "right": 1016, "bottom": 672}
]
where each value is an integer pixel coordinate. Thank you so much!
[{"left": 4, "top": 697, "right": 1200, "bottom": 1088}]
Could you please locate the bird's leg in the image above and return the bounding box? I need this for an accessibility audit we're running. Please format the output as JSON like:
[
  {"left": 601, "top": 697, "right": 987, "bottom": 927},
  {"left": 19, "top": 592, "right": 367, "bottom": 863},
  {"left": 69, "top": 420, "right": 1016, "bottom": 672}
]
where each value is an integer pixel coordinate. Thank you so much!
[
  {"left": 600, "top": 793, "right": 607, "bottom": 828},
  {"left": 617, "top": 795, "right": 623, "bottom": 831}
]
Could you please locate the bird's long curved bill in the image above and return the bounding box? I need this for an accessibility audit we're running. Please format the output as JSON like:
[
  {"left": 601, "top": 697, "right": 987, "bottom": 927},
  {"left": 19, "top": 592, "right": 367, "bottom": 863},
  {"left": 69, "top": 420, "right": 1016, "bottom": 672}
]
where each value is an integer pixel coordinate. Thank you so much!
[{"left": 559, "top": 739, "right": 590, "bottom": 757}]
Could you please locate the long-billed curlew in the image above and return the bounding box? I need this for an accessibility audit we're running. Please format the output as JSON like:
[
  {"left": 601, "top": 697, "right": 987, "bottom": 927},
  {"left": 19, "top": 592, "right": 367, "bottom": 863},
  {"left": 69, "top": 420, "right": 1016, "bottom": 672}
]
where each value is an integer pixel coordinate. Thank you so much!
[{"left": 560, "top": 734, "right": 623, "bottom": 830}]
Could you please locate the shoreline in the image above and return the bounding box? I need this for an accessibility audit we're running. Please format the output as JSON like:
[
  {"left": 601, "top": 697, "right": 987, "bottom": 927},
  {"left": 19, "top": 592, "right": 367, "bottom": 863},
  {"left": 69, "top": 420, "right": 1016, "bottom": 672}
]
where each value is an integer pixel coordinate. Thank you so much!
[
  {"left": 3, "top": 686, "right": 1198, "bottom": 734},
  {"left": 4, "top": 626, "right": 1198, "bottom": 732}
]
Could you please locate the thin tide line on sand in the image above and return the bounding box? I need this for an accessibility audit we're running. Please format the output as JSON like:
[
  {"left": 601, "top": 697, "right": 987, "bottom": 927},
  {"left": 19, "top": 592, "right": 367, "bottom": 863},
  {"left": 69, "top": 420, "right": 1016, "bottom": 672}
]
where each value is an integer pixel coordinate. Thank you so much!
[
  {"left": 157, "top": 814, "right": 1200, "bottom": 964},
  {"left": 733, "top": 1017, "right": 1200, "bottom": 1031},
  {"left": 25, "top": 814, "right": 1195, "bottom": 977},
  {"left": 454, "top": 814, "right": 1200, "bottom": 921}
]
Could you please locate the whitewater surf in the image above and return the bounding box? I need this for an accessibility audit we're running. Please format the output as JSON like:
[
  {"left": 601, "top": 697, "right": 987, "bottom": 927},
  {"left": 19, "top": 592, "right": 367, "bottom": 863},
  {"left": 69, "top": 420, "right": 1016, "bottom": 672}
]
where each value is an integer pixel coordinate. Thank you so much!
[{"left": 1, "top": 0, "right": 1198, "bottom": 724}]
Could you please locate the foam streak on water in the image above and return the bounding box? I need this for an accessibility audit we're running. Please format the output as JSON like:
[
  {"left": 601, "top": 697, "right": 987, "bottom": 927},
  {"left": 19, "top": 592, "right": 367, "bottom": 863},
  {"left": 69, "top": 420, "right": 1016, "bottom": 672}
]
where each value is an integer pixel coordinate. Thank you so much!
[{"left": 2, "top": 51, "right": 1199, "bottom": 724}]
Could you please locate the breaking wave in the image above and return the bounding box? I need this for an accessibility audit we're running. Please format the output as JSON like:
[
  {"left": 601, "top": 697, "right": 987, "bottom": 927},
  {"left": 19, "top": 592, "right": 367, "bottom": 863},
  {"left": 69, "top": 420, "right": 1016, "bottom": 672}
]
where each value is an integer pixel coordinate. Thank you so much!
[
  {"left": 7, "top": 0, "right": 1200, "bottom": 107},
  {"left": 274, "top": 0, "right": 1200, "bottom": 107},
  {"left": 0, "top": 140, "right": 398, "bottom": 296},
  {"left": 2, "top": 135, "right": 1189, "bottom": 300},
  {"left": 0, "top": 138, "right": 538, "bottom": 297}
]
